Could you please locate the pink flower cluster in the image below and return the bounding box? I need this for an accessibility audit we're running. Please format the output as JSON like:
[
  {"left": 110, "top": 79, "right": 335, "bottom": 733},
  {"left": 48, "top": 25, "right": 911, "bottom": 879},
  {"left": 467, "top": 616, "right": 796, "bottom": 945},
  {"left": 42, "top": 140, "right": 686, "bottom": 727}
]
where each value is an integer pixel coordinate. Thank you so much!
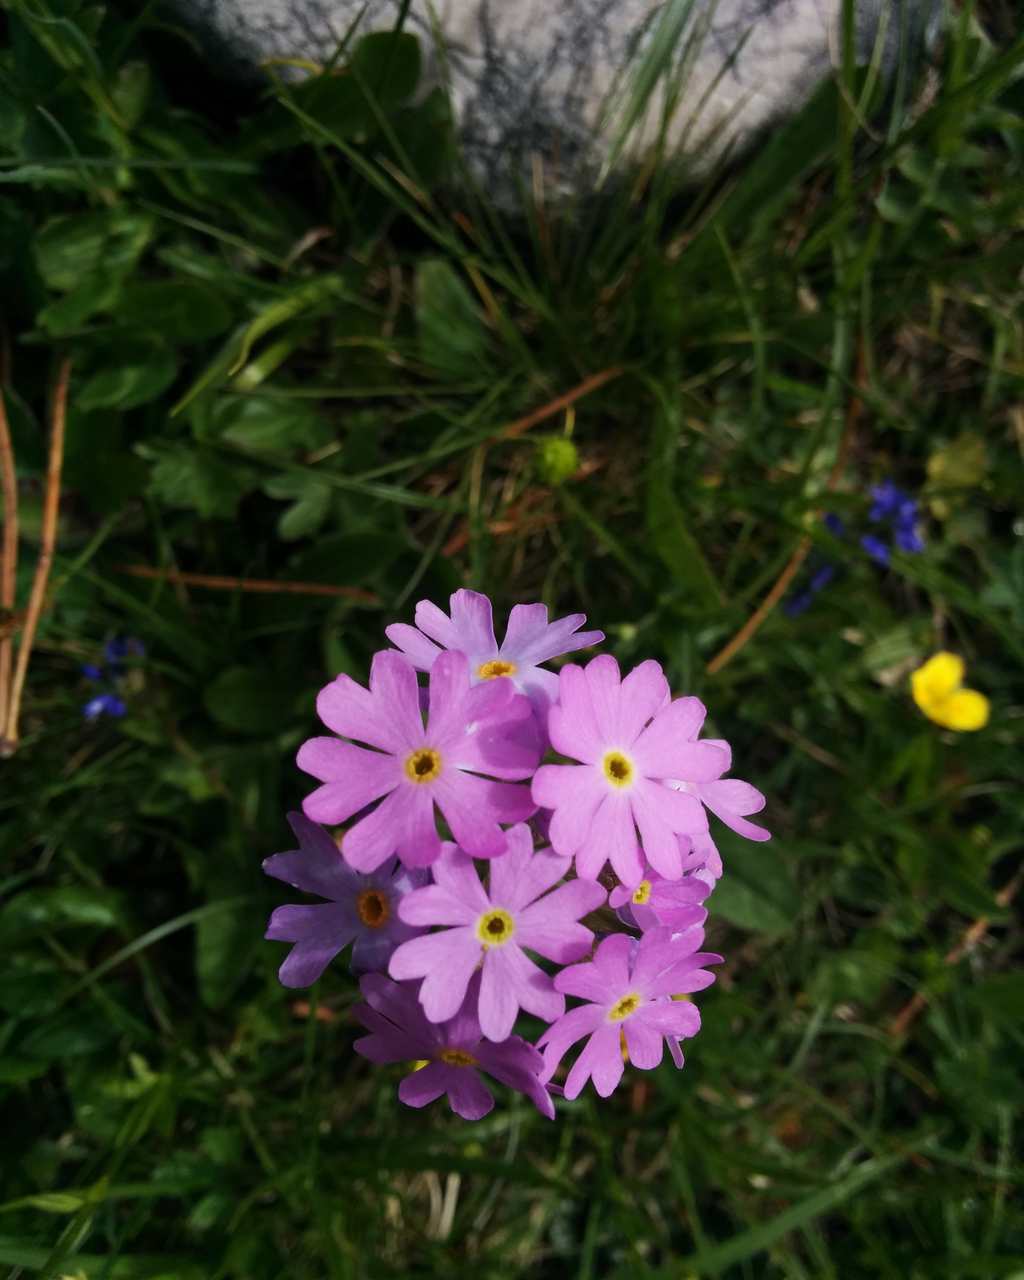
[{"left": 264, "top": 591, "right": 769, "bottom": 1121}]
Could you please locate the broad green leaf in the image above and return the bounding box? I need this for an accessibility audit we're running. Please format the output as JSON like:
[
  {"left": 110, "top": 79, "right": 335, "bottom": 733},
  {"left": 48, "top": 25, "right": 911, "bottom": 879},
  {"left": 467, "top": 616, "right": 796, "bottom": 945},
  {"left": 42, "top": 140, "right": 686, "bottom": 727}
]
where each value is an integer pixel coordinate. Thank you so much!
[
  {"left": 264, "top": 472, "right": 333, "bottom": 540},
  {"left": 709, "top": 831, "right": 799, "bottom": 936},
  {"left": 415, "top": 259, "right": 490, "bottom": 379},
  {"left": 203, "top": 666, "right": 293, "bottom": 734},
  {"left": 213, "top": 395, "right": 331, "bottom": 453},
  {"left": 0, "top": 886, "right": 121, "bottom": 943},
  {"left": 79, "top": 338, "right": 176, "bottom": 410},
  {"left": 33, "top": 209, "right": 154, "bottom": 291},
  {"left": 138, "top": 442, "right": 254, "bottom": 519},
  {"left": 115, "top": 280, "right": 233, "bottom": 343},
  {"left": 196, "top": 894, "right": 258, "bottom": 1010}
]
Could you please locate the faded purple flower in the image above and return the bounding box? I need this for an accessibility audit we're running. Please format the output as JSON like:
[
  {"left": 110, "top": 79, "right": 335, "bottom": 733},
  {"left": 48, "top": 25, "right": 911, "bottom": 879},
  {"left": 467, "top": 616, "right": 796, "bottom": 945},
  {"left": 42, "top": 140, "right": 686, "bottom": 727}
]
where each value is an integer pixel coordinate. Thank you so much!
[
  {"left": 298, "top": 650, "right": 538, "bottom": 872},
  {"left": 533, "top": 656, "right": 729, "bottom": 886},
  {"left": 353, "top": 972, "right": 555, "bottom": 1121},
  {"left": 389, "top": 825, "right": 605, "bottom": 1041},
  {"left": 83, "top": 693, "right": 126, "bottom": 720},
  {"left": 263, "top": 812, "right": 427, "bottom": 986},
  {"left": 608, "top": 862, "right": 710, "bottom": 932},
  {"left": 538, "top": 928, "right": 722, "bottom": 1099},
  {"left": 386, "top": 589, "right": 603, "bottom": 715}
]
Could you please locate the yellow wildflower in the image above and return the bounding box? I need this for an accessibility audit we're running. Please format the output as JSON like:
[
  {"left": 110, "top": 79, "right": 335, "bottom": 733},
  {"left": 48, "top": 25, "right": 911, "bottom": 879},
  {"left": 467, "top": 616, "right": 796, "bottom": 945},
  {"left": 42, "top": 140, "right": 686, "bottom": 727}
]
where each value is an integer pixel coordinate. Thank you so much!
[{"left": 910, "top": 652, "right": 989, "bottom": 731}]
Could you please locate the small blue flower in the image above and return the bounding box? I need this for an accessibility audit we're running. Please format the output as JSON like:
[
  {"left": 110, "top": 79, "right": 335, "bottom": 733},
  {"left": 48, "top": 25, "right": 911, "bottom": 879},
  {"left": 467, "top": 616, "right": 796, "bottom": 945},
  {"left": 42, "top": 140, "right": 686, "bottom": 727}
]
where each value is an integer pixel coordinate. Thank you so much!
[
  {"left": 823, "top": 513, "right": 845, "bottom": 537},
  {"left": 83, "top": 693, "right": 127, "bottom": 721},
  {"left": 809, "top": 564, "right": 836, "bottom": 593},
  {"left": 860, "top": 534, "right": 891, "bottom": 566},
  {"left": 868, "top": 480, "right": 905, "bottom": 522},
  {"left": 894, "top": 523, "right": 925, "bottom": 554},
  {"left": 104, "top": 636, "right": 145, "bottom": 664},
  {"left": 80, "top": 663, "right": 105, "bottom": 682},
  {"left": 783, "top": 590, "right": 815, "bottom": 618}
]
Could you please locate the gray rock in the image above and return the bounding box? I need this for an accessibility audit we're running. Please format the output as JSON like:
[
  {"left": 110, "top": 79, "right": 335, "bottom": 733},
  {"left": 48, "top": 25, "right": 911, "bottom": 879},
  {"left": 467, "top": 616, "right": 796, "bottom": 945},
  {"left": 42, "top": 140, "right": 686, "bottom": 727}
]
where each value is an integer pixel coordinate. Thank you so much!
[{"left": 163, "top": 0, "right": 944, "bottom": 197}]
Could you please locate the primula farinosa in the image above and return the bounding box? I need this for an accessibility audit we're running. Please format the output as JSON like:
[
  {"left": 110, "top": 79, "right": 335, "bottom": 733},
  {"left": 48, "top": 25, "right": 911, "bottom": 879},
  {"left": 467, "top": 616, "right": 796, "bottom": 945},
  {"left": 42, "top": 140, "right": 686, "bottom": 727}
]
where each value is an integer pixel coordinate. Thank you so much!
[
  {"left": 389, "top": 825, "right": 606, "bottom": 1041},
  {"left": 270, "top": 591, "right": 769, "bottom": 1121},
  {"left": 353, "top": 973, "right": 555, "bottom": 1120},
  {"left": 532, "top": 655, "right": 731, "bottom": 886},
  {"left": 263, "top": 813, "right": 427, "bottom": 986},
  {"left": 609, "top": 864, "right": 710, "bottom": 932},
  {"left": 538, "top": 928, "right": 722, "bottom": 1100},
  {"left": 386, "top": 588, "right": 603, "bottom": 715},
  {"left": 297, "top": 649, "right": 538, "bottom": 871}
]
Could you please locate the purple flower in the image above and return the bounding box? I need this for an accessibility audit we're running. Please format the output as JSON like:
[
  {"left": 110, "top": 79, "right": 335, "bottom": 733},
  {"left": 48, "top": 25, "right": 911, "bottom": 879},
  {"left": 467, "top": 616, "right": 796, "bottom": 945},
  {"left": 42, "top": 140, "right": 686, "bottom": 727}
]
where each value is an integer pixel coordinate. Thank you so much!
[
  {"left": 263, "top": 812, "right": 427, "bottom": 986},
  {"left": 83, "top": 693, "right": 126, "bottom": 720},
  {"left": 608, "top": 863, "right": 710, "bottom": 931},
  {"left": 386, "top": 589, "right": 603, "bottom": 716},
  {"left": 353, "top": 972, "right": 555, "bottom": 1121},
  {"left": 868, "top": 480, "right": 905, "bottom": 521},
  {"left": 538, "top": 928, "right": 722, "bottom": 1099},
  {"left": 860, "top": 533, "right": 891, "bottom": 566},
  {"left": 532, "top": 656, "right": 729, "bottom": 886},
  {"left": 81, "top": 663, "right": 104, "bottom": 682},
  {"left": 809, "top": 564, "right": 835, "bottom": 593},
  {"left": 389, "top": 825, "right": 606, "bottom": 1041},
  {"left": 298, "top": 650, "right": 538, "bottom": 872},
  {"left": 823, "top": 512, "right": 845, "bottom": 537}
]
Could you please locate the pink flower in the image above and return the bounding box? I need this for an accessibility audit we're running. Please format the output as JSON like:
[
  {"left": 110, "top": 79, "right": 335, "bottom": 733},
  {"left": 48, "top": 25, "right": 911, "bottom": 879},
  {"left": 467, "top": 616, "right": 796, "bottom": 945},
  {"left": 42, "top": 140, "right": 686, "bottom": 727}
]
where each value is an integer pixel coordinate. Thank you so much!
[
  {"left": 263, "top": 813, "right": 427, "bottom": 985},
  {"left": 538, "top": 928, "right": 722, "bottom": 1099},
  {"left": 532, "top": 656, "right": 729, "bottom": 886},
  {"left": 664, "top": 737, "right": 770, "bottom": 845},
  {"left": 388, "top": 824, "right": 606, "bottom": 1041},
  {"left": 298, "top": 650, "right": 538, "bottom": 872},
  {"left": 353, "top": 973, "right": 554, "bottom": 1121},
  {"left": 386, "top": 589, "right": 603, "bottom": 715},
  {"left": 608, "top": 862, "right": 710, "bottom": 932}
]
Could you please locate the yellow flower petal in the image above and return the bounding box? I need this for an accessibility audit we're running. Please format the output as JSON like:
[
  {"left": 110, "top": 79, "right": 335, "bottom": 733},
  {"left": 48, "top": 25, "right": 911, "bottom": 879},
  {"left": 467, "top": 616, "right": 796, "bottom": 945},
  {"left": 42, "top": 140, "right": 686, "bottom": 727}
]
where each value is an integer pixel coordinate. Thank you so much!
[
  {"left": 931, "top": 689, "right": 990, "bottom": 732},
  {"left": 911, "top": 652, "right": 964, "bottom": 705}
]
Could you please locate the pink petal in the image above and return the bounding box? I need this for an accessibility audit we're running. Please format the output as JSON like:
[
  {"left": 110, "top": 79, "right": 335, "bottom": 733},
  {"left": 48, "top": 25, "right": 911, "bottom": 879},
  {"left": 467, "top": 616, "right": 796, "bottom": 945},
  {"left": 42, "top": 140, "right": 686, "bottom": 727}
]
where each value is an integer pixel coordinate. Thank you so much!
[
  {"left": 397, "top": 884, "right": 479, "bottom": 927},
  {"left": 631, "top": 695, "right": 706, "bottom": 772},
  {"left": 493, "top": 943, "right": 563, "bottom": 1026},
  {"left": 648, "top": 960, "right": 721, "bottom": 998},
  {"left": 547, "top": 663, "right": 604, "bottom": 762},
  {"left": 565, "top": 1024, "right": 623, "bottom": 1099},
  {"left": 316, "top": 673, "right": 402, "bottom": 753},
  {"left": 641, "top": 779, "right": 708, "bottom": 838},
  {"left": 425, "top": 650, "right": 480, "bottom": 744},
  {"left": 388, "top": 928, "right": 479, "bottom": 1023},
  {"left": 367, "top": 651, "right": 424, "bottom": 745},
  {"left": 590, "top": 932, "right": 634, "bottom": 989},
  {"left": 486, "top": 824, "right": 554, "bottom": 909},
  {"left": 582, "top": 654, "right": 624, "bottom": 742},
  {"left": 623, "top": 1017, "right": 664, "bottom": 1070},
  {"left": 517, "top": 879, "right": 605, "bottom": 962},
  {"left": 446, "top": 700, "right": 538, "bottom": 779},
  {"left": 616, "top": 660, "right": 671, "bottom": 745},
  {"left": 700, "top": 779, "right": 771, "bottom": 841},
  {"left": 413, "top": 598, "right": 461, "bottom": 649},
  {"left": 536, "top": 765, "right": 604, "bottom": 858},
  {"left": 431, "top": 845, "right": 490, "bottom": 913},
  {"left": 385, "top": 622, "right": 442, "bottom": 671},
  {"left": 499, "top": 602, "right": 550, "bottom": 656},
  {"left": 537, "top": 1003, "right": 606, "bottom": 1076},
  {"left": 633, "top": 712, "right": 728, "bottom": 781},
  {"left": 433, "top": 774, "right": 511, "bottom": 859},
  {"left": 448, "top": 589, "right": 499, "bottom": 655},
  {"left": 478, "top": 949, "right": 522, "bottom": 1042},
  {"left": 341, "top": 789, "right": 426, "bottom": 873},
  {"left": 297, "top": 739, "right": 398, "bottom": 816},
  {"left": 639, "top": 1002, "right": 702, "bottom": 1039},
  {"left": 575, "top": 792, "right": 642, "bottom": 885},
  {"left": 391, "top": 786, "right": 441, "bottom": 868},
  {"left": 631, "top": 783, "right": 685, "bottom": 879}
]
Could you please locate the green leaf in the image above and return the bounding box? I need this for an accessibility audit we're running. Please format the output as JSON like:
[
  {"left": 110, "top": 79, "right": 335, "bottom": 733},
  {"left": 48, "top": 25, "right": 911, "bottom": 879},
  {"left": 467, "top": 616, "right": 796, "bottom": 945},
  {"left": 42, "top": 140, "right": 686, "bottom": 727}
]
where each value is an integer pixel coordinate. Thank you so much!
[
  {"left": 33, "top": 209, "right": 154, "bottom": 291},
  {"left": 78, "top": 337, "right": 176, "bottom": 410},
  {"left": 415, "top": 259, "right": 489, "bottom": 378},
  {"left": 0, "top": 886, "right": 121, "bottom": 943},
  {"left": 115, "top": 280, "right": 233, "bottom": 344},
  {"left": 19, "top": 1008, "right": 118, "bottom": 1059},
  {"left": 263, "top": 472, "right": 333, "bottom": 540},
  {"left": 709, "top": 831, "right": 799, "bottom": 936},
  {"left": 349, "top": 31, "right": 422, "bottom": 106},
  {"left": 646, "top": 400, "right": 722, "bottom": 607},
  {"left": 203, "top": 665, "right": 293, "bottom": 734},
  {"left": 213, "top": 395, "right": 331, "bottom": 454},
  {"left": 139, "top": 442, "right": 254, "bottom": 519},
  {"left": 196, "top": 895, "right": 258, "bottom": 1009}
]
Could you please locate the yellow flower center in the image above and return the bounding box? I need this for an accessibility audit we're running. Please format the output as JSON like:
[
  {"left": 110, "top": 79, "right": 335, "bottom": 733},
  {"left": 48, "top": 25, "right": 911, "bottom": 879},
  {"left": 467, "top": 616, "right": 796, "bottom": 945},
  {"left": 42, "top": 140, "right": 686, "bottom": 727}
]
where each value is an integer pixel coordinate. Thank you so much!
[
  {"left": 631, "top": 880, "right": 652, "bottom": 905},
  {"left": 404, "top": 747, "right": 442, "bottom": 784},
  {"left": 602, "top": 750, "right": 635, "bottom": 788},
  {"left": 475, "top": 908, "right": 516, "bottom": 947},
  {"left": 608, "top": 992, "right": 642, "bottom": 1022},
  {"left": 356, "top": 889, "right": 389, "bottom": 928},
  {"left": 438, "top": 1047, "right": 477, "bottom": 1067},
  {"left": 477, "top": 657, "right": 517, "bottom": 680}
]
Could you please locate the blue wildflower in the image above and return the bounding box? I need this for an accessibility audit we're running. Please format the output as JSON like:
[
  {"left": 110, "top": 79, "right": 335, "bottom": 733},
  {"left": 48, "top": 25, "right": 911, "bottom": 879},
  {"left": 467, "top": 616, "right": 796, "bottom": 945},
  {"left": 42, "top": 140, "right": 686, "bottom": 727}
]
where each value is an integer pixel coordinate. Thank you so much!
[
  {"left": 83, "top": 693, "right": 127, "bottom": 721},
  {"left": 823, "top": 513, "right": 845, "bottom": 537},
  {"left": 860, "top": 534, "right": 891, "bottom": 566},
  {"left": 81, "top": 663, "right": 104, "bottom": 682}
]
